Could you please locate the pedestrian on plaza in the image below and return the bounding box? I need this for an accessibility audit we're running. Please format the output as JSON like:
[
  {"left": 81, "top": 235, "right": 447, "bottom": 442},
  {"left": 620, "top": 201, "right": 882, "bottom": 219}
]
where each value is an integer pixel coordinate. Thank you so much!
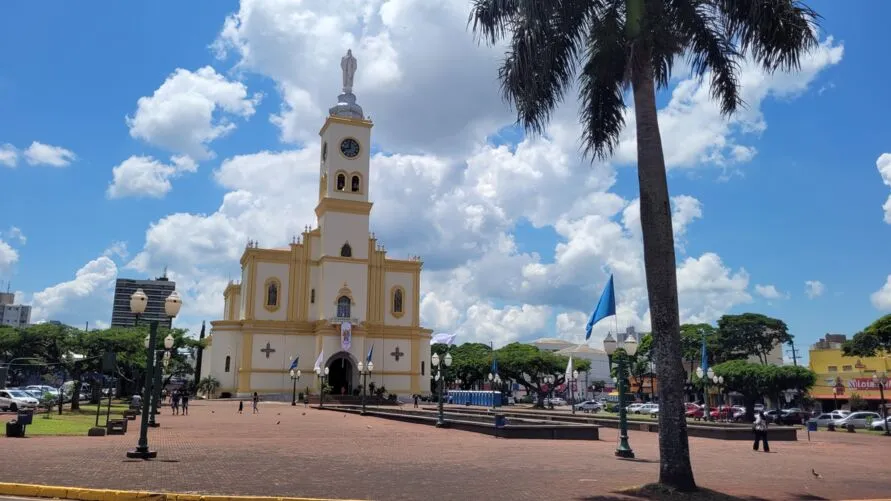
[
  {"left": 172, "top": 390, "right": 181, "bottom": 415},
  {"left": 237, "top": 400, "right": 244, "bottom": 414},
  {"left": 252, "top": 392, "right": 260, "bottom": 414},
  {"left": 753, "top": 411, "right": 770, "bottom": 452},
  {"left": 303, "top": 394, "right": 309, "bottom": 407},
  {"left": 181, "top": 392, "right": 190, "bottom": 416},
  {"left": 413, "top": 394, "right": 419, "bottom": 408}
]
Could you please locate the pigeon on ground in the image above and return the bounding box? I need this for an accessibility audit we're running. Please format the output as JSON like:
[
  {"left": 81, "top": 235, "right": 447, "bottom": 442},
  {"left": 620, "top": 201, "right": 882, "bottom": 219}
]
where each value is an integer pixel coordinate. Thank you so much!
[
  {"left": 277, "top": 412, "right": 281, "bottom": 415},
  {"left": 366, "top": 425, "right": 372, "bottom": 429},
  {"left": 211, "top": 410, "right": 215, "bottom": 414},
  {"left": 302, "top": 412, "right": 306, "bottom": 416},
  {"left": 811, "top": 469, "right": 822, "bottom": 479},
  {"left": 276, "top": 420, "right": 281, "bottom": 425}
]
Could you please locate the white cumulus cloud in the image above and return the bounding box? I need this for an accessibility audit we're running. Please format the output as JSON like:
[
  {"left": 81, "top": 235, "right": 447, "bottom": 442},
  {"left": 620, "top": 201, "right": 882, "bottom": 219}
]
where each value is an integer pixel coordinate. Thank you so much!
[
  {"left": 23, "top": 141, "right": 76, "bottom": 167},
  {"left": 876, "top": 153, "right": 891, "bottom": 224},
  {"left": 870, "top": 275, "right": 891, "bottom": 311},
  {"left": 805, "top": 280, "right": 826, "bottom": 299},
  {"left": 0, "top": 144, "right": 17, "bottom": 167},
  {"left": 126, "top": 66, "right": 262, "bottom": 160},
  {"left": 107, "top": 155, "right": 198, "bottom": 199},
  {"left": 754, "top": 284, "right": 788, "bottom": 300}
]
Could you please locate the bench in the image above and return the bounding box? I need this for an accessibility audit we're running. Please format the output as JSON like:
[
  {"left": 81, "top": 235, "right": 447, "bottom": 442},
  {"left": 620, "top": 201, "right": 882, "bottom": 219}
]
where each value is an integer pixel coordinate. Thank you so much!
[
  {"left": 106, "top": 419, "right": 128, "bottom": 435},
  {"left": 122, "top": 410, "right": 138, "bottom": 420}
]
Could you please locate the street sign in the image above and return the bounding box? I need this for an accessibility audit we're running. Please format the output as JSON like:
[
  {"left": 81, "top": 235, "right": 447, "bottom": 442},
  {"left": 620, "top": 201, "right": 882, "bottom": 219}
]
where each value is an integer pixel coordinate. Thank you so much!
[{"left": 101, "top": 352, "right": 116, "bottom": 372}]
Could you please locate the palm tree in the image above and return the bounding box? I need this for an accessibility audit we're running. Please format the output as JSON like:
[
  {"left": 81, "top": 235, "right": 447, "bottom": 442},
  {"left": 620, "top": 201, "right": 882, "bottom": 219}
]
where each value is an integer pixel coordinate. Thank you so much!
[{"left": 469, "top": 0, "right": 819, "bottom": 490}]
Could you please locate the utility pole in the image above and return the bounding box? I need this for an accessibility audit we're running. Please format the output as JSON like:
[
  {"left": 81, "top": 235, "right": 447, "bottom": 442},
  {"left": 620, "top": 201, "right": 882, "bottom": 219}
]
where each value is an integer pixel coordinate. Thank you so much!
[{"left": 785, "top": 341, "right": 800, "bottom": 367}]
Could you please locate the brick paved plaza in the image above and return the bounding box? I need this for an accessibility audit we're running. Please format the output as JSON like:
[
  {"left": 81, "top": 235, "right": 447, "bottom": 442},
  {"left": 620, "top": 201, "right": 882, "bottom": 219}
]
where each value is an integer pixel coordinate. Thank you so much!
[{"left": 1, "top": 401, "right": 889, "bottom": 501}]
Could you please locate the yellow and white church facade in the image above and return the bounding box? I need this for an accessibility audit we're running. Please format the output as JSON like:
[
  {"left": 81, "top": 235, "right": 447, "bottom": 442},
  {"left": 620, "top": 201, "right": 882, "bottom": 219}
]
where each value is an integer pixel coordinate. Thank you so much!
[{"left": 201, "top": 50, "right": 433, "bottom": 397}]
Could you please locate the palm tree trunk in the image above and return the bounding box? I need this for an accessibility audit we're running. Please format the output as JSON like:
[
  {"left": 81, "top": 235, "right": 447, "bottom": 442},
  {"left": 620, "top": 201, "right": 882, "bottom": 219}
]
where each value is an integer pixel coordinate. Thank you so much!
[{"left": 631, "top": 49, "right": 696, "bottom": 491}]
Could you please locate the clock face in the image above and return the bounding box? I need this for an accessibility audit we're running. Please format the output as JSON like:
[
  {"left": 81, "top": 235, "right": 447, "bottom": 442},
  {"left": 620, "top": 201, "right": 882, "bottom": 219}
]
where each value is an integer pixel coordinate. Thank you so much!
[{"left": 340, "top": 138, "right": 360, "bottom": 159}]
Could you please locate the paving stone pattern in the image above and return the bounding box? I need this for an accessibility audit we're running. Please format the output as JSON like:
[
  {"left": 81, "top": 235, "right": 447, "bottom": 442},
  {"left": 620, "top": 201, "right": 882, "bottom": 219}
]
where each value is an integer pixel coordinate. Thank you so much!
[{"left": 1, "top": 402, "right": 889, "bottom": 501}]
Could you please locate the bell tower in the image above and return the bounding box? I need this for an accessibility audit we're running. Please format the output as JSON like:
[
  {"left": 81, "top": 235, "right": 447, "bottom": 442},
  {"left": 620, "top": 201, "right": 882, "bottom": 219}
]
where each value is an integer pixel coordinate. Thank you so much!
[{"left": 316, "top": 49, "right": 373, "bottom": 261}]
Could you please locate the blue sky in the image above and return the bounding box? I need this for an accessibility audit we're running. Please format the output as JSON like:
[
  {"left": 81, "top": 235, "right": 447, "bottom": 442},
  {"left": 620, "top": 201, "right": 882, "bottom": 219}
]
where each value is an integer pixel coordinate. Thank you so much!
[{"left": 1, "top": 0, "right": 890, "bottom": 363}]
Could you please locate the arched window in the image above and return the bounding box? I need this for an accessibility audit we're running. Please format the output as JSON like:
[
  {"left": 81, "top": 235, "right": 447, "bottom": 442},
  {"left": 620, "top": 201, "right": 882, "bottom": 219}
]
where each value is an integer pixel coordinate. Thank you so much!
[
  {"left": 264, "top": 278, "right": 281, "bottom": 312},
  {"left": 337, "top": 296, "right": 351, "bottom": 318},
  {"left": 351, "top": 175, "right": 361, "bottom": 192},
  {"left": 340, "top": 243, "right": 352, "bottom": 257},
  {"left": 390, "top": 286, "right": 406, "bottom": 318},
  {"left": 421, "top": 361, "right": 425, "bottom": 376},
  {"left": 336, "top": 173, "right": 346, "bottom": 191},
  {"left": 225, "top": 356, "right": 231, "bottom": 373},
  {"left": 310, "top": 289, "right": 315, "bottom": 304}
]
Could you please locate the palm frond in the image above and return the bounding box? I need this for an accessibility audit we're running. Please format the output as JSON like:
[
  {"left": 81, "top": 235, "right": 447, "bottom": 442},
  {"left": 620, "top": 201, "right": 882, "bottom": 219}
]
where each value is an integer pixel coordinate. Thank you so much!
[
  {"left": 498, "top": 0, "right": 598, "bottom": 135},
  {"left": 645, "top": 0, "right": 684, "bottom": 89},
  {"left": 670, "top": 0, "right": 741, "bottom": 115},
  {"left": 468, "top": 0, "right": 521, "bottom": 46},
  {"left": 715, "top": 0, "right": 821, "bottom": 73},
  {"left": 579, "top": 2, "right": 630, "bottom": 161}
]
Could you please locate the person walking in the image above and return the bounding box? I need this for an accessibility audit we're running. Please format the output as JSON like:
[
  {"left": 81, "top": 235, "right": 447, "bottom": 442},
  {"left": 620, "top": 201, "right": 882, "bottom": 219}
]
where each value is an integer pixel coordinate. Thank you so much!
[
  {"left": 172, "top": 390, "right": 181, "bottom": 416},
  {"left": 753, "top": 411, "right": 770, "bottom": 452},
  {"left": 252, "top": 392, "right": 260, "bottom": 414},
  {"left": 181, "top": 392, "right": 189, "bottom": 416},
  {"left": 237, "top": 400, "right": 244, "bottom": 414},
  {"left": 413, "top": 394, "right": 419, "bottom": 408}
]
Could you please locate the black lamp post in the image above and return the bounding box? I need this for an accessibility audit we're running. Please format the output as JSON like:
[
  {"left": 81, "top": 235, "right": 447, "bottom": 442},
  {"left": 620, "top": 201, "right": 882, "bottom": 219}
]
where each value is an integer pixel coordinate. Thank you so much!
[
  {"left": 432, "top": 351, "right": 453, "bottom": 427},
  {"left": 289, "top": 369, "right": 301, "bottom": 406},
  {"left": 604, "top": 332, "right": 638, "bottom": 459},
  {"left": 711, "top": 374, "right": 724, "bottom": 421},
  {"left": 357, "top": 360, "right": 373, "bottom": 414},
  {"left": 488, "top": 371, "right": 501, "bottom": 410},
  {"left": 872, "top": 372, "right": 889, "bottom": 436},
  {"left": 145, "top": 334, "right": 174, "bottom": 428},
  {"left": 570, "top": 369, "right": 579, "bottom": 415},
  {"left": 314, "top": 366, "right": 329, "bottom": 408},
  {"left": 696, "top": 365, "right": 715, "bottom": 422},
  {"left": 126, "top": 288, "right": 182, "bottom": 460}
]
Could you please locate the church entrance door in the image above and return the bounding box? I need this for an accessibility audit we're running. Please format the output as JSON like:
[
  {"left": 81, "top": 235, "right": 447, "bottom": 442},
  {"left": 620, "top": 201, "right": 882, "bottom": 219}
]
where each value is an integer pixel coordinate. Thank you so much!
[{"left": 328, "top": 357, "right": 353, "bottom": 397}]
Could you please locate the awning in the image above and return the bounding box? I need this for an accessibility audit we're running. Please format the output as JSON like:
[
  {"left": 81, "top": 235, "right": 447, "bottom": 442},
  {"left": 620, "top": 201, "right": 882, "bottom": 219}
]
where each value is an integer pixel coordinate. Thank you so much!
[{"left": 811, "top": 394, "right": 886, "bottom": 400}]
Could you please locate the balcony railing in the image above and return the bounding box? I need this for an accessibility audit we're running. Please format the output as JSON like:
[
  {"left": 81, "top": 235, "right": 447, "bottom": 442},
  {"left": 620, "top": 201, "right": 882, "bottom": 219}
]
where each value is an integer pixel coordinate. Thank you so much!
[{"left": 328, "top": 316, "right": 360, "bottom": 325}]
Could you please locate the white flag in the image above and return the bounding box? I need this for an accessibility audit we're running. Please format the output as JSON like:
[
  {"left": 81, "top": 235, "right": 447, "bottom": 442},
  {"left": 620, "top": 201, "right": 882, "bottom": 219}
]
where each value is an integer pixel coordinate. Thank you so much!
[
  {"left": 313, "top": 350, "right": 324, "bottom": 372},
  {"left": 565, "top": 355, "right": 574, "bottom": 380},
  {"left": 430, "top": 332, "right": 457, "bottom": 345}
]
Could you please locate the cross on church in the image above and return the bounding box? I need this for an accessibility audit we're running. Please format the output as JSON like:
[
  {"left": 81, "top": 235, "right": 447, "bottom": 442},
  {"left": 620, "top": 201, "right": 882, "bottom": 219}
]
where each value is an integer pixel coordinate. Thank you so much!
[
  {"left": 391, "top": 347, "right": 404, "bottom": 362},
  {"left": 261, "top": 342, "right": 276, "bottom": 359}
]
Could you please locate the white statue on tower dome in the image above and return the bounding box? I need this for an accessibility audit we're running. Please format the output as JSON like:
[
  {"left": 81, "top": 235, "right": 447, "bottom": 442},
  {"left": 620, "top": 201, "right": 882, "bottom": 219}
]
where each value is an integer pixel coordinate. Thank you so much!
[{"left": 341, "top": 49, "right": 357, "bottom": 94}]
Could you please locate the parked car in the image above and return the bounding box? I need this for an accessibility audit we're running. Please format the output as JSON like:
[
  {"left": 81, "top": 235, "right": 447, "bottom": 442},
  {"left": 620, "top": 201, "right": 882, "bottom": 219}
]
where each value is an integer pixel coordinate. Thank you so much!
[
  {"left": 637, "top": 403, "right": 659, "bottom": 415},
  {"left": 813, "top": 411, "right": 848, "bottom": 427},
  {"left": 832, "top": 411, "right": 882, "bottom": 429},
  {"left": 626, "top": 403, "right": 645, "bottom": 413},
  {"left": 573, "top": 400, "right": 602, "bottom": 413},
  {"left": 0, "top": 389, "right": 40, "bottom": 411},
  {"left": 869, "top": 415, "right": 891, "bottom": 431},
  {"left": 544, "top": 397, "right": 567, "bottom": 406}
]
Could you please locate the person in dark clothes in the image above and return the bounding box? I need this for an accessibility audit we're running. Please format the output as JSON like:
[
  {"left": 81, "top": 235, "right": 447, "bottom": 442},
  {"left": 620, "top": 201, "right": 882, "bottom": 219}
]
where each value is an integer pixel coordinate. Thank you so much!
[
  {"left": 413, "top": 394, "right": 419, "bottom": 408},
  {"left": 252, "top": 392, "right": 260, "bottom": 414},
  {"left": 181, "top": 392, "right": 189, "bottom": 415},
  {"left": 237, "top": 400, "right": 244, "bottom": 414}
]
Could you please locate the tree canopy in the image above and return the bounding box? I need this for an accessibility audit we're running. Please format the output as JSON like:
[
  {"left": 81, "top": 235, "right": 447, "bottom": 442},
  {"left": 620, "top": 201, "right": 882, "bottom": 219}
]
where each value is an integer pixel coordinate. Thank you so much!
[
  {"left": 843, "top": 314, "right": 891, "bottom": 357},
  {"left": 716, "top": 313, "right": 792, "bottom": 365}
]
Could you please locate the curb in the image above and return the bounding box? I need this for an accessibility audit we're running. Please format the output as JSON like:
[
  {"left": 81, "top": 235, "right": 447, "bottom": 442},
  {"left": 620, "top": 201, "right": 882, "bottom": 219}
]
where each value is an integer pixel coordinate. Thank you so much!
[{"left": 0, "top": 483, "right": 368, "bottom": 501}]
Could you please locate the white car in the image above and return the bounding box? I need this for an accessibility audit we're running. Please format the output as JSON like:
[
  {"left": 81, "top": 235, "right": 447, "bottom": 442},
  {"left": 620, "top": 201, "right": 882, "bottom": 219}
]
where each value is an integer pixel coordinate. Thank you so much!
[
  {"left": 573, "top": 400, "right": 602, "bottom": 412},
  {"left": 813, "top": 411, "right": 848, "bottom": 427},
  {"left": 626, "top": 403, "right": 645, "bottom": 413},
  {"left": 0, "top": 389, "right": 40, "bottom": 411},
  {"left": 832, "top": 411, "right": 882, "bottom": 429},
  {"left": 869, "top": 415, "right": 891, "bottom": 431},
  {"left": 637, "top": 403, "right": 659, "bottom": 415}
]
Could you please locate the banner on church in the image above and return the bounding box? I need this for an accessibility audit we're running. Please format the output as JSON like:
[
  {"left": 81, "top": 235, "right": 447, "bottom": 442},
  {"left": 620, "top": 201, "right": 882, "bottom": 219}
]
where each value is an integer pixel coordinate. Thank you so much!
[{"left": 341, "top": 322, "right": 352, "bottom": 351}]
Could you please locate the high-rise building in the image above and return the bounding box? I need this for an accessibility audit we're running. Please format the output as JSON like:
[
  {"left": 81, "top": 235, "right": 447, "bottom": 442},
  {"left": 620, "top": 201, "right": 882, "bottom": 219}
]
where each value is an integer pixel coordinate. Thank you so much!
[
  {"left": 111, "top": 275, "right": 176, "bottom": 328},
  {"left": 0, "top": 292, "right": 31, "bottom": 328}
]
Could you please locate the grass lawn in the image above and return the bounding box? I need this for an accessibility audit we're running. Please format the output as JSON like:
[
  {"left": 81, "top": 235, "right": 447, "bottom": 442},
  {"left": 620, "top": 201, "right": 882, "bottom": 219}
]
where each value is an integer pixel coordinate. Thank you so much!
[{"left": 15, "top": 403, "right": 131, "bottom": 436}]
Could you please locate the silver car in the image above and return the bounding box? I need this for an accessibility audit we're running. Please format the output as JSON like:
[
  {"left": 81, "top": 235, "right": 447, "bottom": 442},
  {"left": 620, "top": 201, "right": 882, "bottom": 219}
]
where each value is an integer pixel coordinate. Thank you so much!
[
  {"left": 0, "top": 389, "right": 40, "bottom": 411},
  {"left": 832, "top": 411, "right": 881, "bottom": 429}
]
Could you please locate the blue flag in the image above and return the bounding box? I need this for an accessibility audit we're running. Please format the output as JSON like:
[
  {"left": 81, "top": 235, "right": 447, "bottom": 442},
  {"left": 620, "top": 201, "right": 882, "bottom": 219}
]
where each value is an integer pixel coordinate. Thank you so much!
[
  {"left": 700, "top": 333, "right": 709, "bottom": 374},
  {"left": 366, "top": 343, "right": 374, "bottom": 363},
  {"left": 491, "top": 357, "right": 498, "bottom": 375},
  {"left": 289, "top": 356, "right": 299, "bottom": 370},
  {"left": 585, "top": 274, "right": 616, "bottom": 340}
]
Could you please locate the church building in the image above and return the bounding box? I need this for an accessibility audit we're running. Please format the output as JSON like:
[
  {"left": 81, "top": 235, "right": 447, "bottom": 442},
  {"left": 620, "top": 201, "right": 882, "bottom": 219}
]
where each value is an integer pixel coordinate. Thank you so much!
[{"left": 202, "top": 50, "right": 433, "bottom": 398}]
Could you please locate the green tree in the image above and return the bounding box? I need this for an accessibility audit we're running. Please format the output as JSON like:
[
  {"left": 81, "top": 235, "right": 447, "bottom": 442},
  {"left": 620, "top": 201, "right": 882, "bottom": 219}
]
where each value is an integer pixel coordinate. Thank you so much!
[
  {"left": 450, "top": 342, "right": 493, "bottom": 388},
  {"left": 713, "top": 360, "right": 816, "bottom": 421},
  {"left": 494, "top": 342, "right": 589, "bottom": 407},
  {"left": 716, "top": 313, "right": 792, "bottom": 365},
  {"left": 843, "top": 314, "right": 891, "bottom": 357},
  {"left": 198, "top": 375, "right": 221, "bottom": 398},
  {"left": 468, "top": 1, "right": 820, "bottom": 490}
]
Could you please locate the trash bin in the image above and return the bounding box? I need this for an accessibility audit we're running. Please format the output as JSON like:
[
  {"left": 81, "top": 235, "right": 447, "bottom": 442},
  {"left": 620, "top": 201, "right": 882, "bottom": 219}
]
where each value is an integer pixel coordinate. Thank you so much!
[
  {"left": 6, "top": 419, "right": 24, "bottom": 438},
  {"left": 806, "top": 420, "right": 818, "bottom": 432},
  {"left": 17, "top": 409, "right": 34, "bottom": 426},
  {"left": 494, "top": 414, "right": 506, "bottom": 429}
]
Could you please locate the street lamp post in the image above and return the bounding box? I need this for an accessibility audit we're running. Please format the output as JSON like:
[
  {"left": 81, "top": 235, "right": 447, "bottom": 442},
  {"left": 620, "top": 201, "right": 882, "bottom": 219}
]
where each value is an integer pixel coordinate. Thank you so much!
[
  {"left": 696, "top": 366, "right": 715, "bottom": 421},
  {"left": 357, "top": 360, "right": 373, "bottom": 414},
  {"left": 314, "top": 366, "right": 329, "bottom": 408},
  {"left": 711, "top": 374, "right": 724, "bottom": 421},
  {"left": 571, "top": 369, "right": 579, "bottom": 415},
  {"left": 488, "top": 372, "right": 501, "bottom": 410},
  {"left": 604, "top": 332, "right": 638, "bottom": 459},
  {"left": 126, "top": 289, "right": 182, "bottom": 460},
  {"left": 146, "top": 334, "right": 174, "bottom": 428},
  {"left": 431, "top": 352, "right": 453, "bottom": 427},
  {"left": 289, "top": 369, "right": 301, "bottom": 406},
  {"left": 872, "top": 372, "right": 889, "bottom": 436}
]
